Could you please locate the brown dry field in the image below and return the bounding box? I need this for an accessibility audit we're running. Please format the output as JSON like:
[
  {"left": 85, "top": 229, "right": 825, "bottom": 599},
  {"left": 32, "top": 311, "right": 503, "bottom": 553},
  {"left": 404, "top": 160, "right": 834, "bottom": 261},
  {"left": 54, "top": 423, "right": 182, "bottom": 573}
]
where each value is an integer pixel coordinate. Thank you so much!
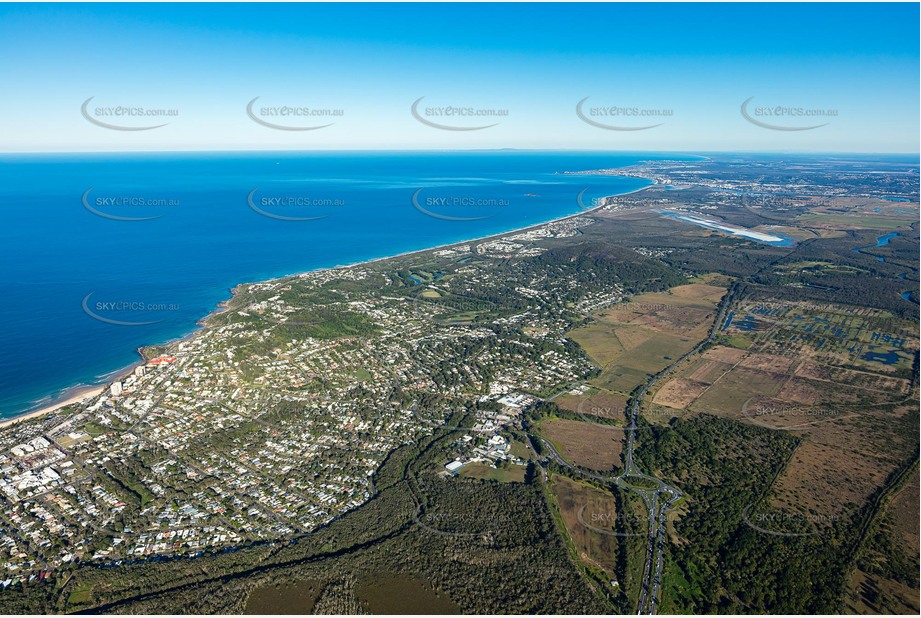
[
  {"left": 847, "top": 569, "right": 920, "bottom": 615},
  {"left": 555, "top": 391, "right": 629, "bottom": 422},
  {"left": 670, "top": 350, "right": 911, "bottom": 425},
  {"left": 845, "top": 470, "right": 920, "bottom": 615},
  {"left": 541, "top": 418, "right": 624, "bottom": 471},
  {"left": 652, "top": 378, "right": 711, "bottom": 409},
  {"left": 775, "top": 375, "right": 906, "bottom": 408},
  {"left": 575, "top": 287, "right": 919, "bottom": 568},
  {"left": 735, "top": 395, "right": 842, "bottom": 432},
  {"left": 889, "top": 470, "right": 920, "bottom": 556},
  {"left": 569, "top": 284, "right": 725, "bottom": 396},
  {"left": 769, "top": 403, "right": 917, "bottom": 521},
  {"left": 768, "top": 441, "right": 880, "bottom": 522},
  {"left": 689, "top": 366, "right": 785, "bottom": 415},
  {"left": 647, "top": 322, "right": 918, "bottom": 536},
  {"left": 795, "top": 362, "right": 912, "bottom": 396},
  {"left": 682, "top": 356, "right": 908, "bottom": 419},
  {"left": 549, "top": 474, "right": 619, "bottom": 578},
  {"left": 609, "top": 324, "right": 652, "bottom": 350},
  {"left": 738, "top": 352, "right": 796, "bottom": 374},
  {"left": 628, "top": 306, "right": 714, "bottom": 337},
  {"left": 665, "top": 283, "right": 727, "bottom": 302},
  {"left": 684, "top": 357, "right": 735, "bottom": 384},
  {"left": 773, "top": 377, "right": 838, "bottom": 406},
  {"left": 701, "top": 345, "right": 747, "bottom": 364},
  {"left": 600, "top": 287, "right": 721, "bottom": 341}
]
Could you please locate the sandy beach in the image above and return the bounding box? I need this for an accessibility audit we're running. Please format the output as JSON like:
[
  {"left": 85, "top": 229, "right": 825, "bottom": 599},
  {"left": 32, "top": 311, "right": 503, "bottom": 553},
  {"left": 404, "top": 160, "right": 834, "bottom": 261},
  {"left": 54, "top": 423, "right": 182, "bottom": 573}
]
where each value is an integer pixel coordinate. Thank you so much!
[{"left": 0, "top": 385, "right": 105, "bottom": 429}]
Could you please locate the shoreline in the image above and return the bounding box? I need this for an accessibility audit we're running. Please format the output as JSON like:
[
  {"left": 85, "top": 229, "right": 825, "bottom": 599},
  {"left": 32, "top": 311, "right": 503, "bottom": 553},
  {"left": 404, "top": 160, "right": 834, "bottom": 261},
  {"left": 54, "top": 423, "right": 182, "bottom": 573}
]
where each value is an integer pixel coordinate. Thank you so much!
[
  {"left": 0, "top": 385, "right": 105, "bottom": 429},
  {"left": 0, "top": 174, "right": 660, "bottom": 428}
]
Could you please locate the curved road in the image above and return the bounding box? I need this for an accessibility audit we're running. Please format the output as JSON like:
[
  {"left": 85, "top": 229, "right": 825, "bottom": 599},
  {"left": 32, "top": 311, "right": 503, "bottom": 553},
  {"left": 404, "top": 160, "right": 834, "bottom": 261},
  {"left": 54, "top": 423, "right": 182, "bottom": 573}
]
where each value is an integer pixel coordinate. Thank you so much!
[{"left": 536, "top": 285, "right": 736, "bottom": 614}]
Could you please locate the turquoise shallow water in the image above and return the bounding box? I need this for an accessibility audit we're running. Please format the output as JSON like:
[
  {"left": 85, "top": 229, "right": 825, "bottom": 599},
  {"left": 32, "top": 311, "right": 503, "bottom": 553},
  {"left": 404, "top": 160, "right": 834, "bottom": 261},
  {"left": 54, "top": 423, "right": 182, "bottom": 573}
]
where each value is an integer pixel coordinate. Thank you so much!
[{"left": 0, "top": 150, "right": 700, "bottom": 419}]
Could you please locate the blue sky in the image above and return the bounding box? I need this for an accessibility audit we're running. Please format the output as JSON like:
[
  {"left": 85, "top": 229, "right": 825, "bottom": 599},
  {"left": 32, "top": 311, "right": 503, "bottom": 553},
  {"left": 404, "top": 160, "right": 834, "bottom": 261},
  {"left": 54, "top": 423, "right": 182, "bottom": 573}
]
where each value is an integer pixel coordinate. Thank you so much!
[{"left": 0, "top": 2, "right": 917, "bottom": 152}]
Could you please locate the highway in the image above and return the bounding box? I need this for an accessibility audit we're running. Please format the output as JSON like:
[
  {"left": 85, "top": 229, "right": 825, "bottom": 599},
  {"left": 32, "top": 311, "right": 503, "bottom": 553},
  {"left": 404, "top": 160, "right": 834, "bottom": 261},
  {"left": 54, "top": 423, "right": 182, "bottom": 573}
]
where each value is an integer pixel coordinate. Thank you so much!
[{"left": 535, "top": 285, "right": 736, "bottom": 614}]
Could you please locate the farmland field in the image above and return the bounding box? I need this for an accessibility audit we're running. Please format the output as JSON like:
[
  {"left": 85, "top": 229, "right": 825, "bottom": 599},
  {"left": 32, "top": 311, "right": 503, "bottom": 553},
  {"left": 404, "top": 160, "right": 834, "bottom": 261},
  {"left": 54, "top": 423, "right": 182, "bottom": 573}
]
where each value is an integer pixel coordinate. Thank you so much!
[
  {"left": 568, "top": 283, "right": 726, "bottom": 396},
  {"left": 539, "top": 418, "right": 624, "bottom": 472},
  {"left": 548, "top": 475, "right": 620, "bottom": 579},
  {"left": 640, "top": 296, "right": 919, "bottom": 545},
  {"left": 555, "top": 390, "right": 629, "bottom": 422}
]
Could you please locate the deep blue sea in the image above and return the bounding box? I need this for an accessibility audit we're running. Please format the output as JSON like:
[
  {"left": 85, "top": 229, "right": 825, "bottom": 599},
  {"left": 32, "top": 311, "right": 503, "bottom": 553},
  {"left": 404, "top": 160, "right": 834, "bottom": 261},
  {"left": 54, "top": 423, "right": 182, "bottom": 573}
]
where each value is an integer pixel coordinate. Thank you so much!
[{"left": 0, "top": 151, "right": 698, "bottom": 419}]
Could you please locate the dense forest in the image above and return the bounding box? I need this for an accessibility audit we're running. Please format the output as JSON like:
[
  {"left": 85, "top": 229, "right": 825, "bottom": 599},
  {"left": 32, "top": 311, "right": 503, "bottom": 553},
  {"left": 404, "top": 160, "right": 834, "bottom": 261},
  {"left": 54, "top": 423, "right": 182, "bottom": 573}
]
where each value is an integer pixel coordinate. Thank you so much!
[{"left": 633, "top": 416, "right": 854, "bottom": 613}]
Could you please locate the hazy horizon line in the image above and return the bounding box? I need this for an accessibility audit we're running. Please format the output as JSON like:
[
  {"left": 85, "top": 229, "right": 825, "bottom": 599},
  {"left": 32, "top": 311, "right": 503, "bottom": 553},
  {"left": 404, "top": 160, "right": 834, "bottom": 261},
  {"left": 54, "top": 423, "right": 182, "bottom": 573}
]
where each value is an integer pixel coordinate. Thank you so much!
[{"left": 1, "top": 148, "right": 918, "bottom": 156}]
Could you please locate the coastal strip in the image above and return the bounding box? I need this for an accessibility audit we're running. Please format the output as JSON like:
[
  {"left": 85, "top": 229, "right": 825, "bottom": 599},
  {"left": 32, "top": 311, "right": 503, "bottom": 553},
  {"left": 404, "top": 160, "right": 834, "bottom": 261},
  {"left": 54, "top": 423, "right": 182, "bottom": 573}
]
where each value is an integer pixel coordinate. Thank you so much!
[
  {"left": 0, "top": 175, "right": 657, "bottom": 427},
  {"left": 0, "top": 385, "right": 105, "bottom": 429}
]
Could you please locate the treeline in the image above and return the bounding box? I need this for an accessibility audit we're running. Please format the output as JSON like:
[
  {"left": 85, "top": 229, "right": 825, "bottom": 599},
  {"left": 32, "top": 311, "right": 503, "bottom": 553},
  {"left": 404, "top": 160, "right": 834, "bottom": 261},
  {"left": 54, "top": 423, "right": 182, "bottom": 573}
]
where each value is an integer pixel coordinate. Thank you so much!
[
  {"left": 634, "top": 415, "right": 854, "bottom": 613},
  {"left": 407, "top": 239, "right": 689, "bottom": 326},
  {"left": 529, "top": 241, "right": 688, "bottom": 294},
  {"left": 7, "top": 403, "right": 613, "bottom": 615},
  {"left": 751, "top": 231, "right": 919, "bottom": 319}
]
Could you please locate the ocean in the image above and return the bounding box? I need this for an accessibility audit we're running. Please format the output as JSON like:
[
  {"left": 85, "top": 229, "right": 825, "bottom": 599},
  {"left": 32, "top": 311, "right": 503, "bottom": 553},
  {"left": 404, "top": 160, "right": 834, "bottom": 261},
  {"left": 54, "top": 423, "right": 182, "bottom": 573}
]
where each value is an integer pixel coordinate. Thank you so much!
[{"left": 0, "top": 151, "right": 697, "bottom": 419}]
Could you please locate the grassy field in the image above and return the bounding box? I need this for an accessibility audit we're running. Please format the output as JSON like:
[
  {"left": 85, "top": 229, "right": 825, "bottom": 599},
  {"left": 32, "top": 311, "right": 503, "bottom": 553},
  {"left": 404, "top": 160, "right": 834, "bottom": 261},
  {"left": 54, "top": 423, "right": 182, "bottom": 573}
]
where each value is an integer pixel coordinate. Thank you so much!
[
  {"left": 796, "top": 213, "right": 912, "bottom": 230},
  {"left": 689, "top": 366, "right": 783, "bottom": 414},
  {"left": 888, "top": 471, "right": 920, "bottom": 558},
  {"left": 350, "top": 367, "right": 373, "bottom": 381},
  {"left": 83, "top": 422, "right": 110, "bottom": 437},
  {"left": 554, "top": 390, "right": 629, "bottom": 422},
  {"left": 67, "top": 582, "right": 93, "bottom": 606},
  {"left": 56, "top": 432, "right": 92, "bottom": 448},
  {"left": 567, "top": 322, "right": 627, "bottom": 366},
  {"left": 539, "top": 418, "right": 624, "bottom": 472},
  {"left": 652, "top": 377, "right": 711, "bottom": 410},
  {"left": 548, "top": 474, "right": 619, "bottom": 579},
  {"left": 457, "top": 462, "right": 526, "bottom": 483},
  {"left": 659, "top": 555, "right": 701, "bottom": 615},
  {"left": 568, "top": 284, "right": 725, "bottom": 396}
]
